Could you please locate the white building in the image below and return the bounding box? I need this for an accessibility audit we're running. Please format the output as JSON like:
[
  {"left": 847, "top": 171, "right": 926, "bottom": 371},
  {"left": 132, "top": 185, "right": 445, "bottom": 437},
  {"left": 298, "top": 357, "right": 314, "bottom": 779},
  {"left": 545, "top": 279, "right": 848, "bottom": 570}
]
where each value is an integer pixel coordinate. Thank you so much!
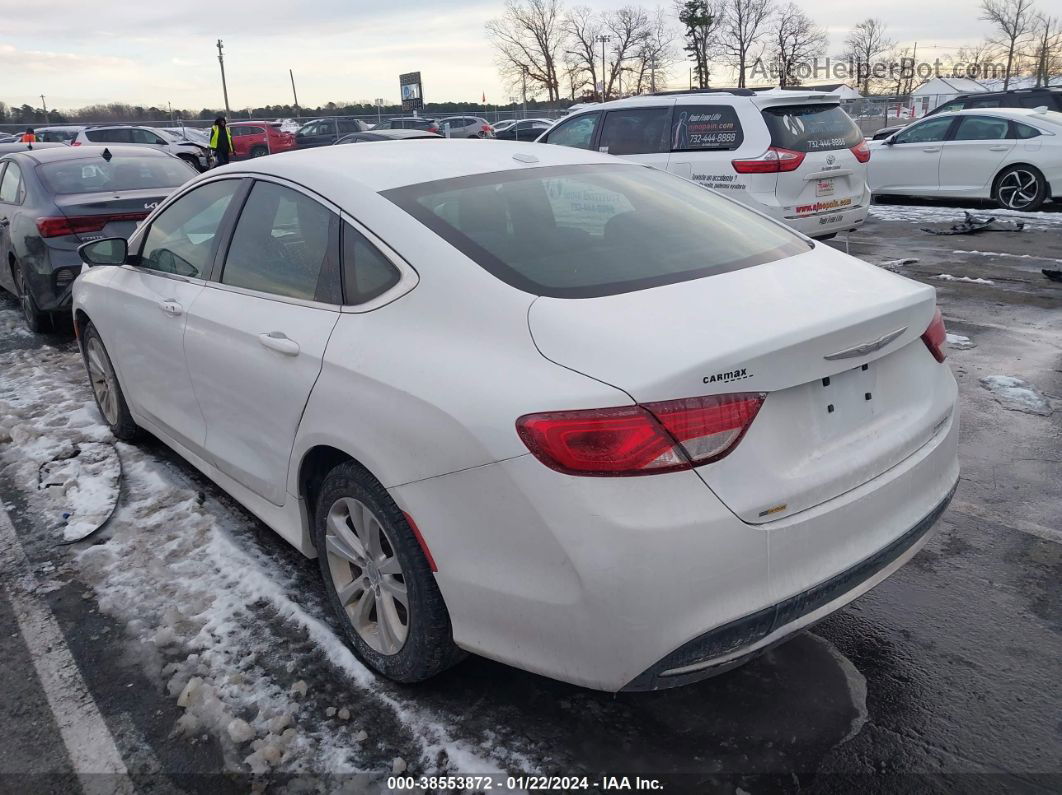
[{"left": 911, "top": 77, "right": 987, "bottom": 115}]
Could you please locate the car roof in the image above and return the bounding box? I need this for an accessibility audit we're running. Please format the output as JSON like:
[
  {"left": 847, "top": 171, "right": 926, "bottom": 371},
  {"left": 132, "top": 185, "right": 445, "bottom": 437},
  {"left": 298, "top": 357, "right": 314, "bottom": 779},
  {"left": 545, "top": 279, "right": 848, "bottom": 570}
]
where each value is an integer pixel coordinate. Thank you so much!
[
  {"left": 955, "top": 87, "right": 1061, "bottom": 98},
  {"left": 0, "top": 142, "right": 68, "bottom": 155},
  {"left": 214, "top": 139, "right": 628, "bottom": 192},
  {"left": 8, "top": 144, "right": 174, "bottom": 164},
  {"left": 360, "top": 129, "right": 442, "bottom": 139},
  {"left": 946, "top": 107, "right": 1053, "bottom": 119}
]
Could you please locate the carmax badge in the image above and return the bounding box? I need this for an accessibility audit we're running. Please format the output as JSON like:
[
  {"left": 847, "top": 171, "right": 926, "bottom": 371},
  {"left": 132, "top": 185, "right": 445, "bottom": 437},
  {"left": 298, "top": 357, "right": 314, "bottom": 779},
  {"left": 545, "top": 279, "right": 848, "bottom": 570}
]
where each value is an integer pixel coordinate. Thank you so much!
[{"left": 824, "top": 327, "right": 906, "bottom": 360}]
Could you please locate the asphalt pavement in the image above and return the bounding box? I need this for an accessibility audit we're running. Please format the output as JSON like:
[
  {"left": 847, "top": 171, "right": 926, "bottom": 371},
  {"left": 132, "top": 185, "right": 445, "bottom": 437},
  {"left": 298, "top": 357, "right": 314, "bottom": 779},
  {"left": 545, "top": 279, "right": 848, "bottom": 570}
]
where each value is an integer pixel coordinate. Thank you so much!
[{"left": 0, "top": 199, "right": 1059, "bottom": 794}]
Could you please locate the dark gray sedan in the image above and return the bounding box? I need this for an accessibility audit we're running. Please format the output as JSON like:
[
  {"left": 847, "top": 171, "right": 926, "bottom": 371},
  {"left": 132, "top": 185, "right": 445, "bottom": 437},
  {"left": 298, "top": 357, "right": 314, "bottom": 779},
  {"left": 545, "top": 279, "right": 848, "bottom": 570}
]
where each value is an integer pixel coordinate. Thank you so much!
[{"left": 0, "top": 145, "right": 195, "bottom": 332}]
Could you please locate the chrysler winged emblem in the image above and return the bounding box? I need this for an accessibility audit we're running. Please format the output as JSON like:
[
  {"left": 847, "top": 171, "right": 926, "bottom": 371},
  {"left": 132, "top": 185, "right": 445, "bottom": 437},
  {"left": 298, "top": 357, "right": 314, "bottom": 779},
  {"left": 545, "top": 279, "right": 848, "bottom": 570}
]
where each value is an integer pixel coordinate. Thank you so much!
[{"left": 824, "top": 327, "right": 907, "bottom": 360}]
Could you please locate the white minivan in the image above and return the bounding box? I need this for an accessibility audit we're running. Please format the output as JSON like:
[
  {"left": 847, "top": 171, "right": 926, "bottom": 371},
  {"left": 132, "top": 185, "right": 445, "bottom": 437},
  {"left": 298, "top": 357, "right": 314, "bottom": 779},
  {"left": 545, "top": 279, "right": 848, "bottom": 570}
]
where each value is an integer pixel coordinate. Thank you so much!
[{"left": 538, "top": 89, "right": 871, "bottom": 239}]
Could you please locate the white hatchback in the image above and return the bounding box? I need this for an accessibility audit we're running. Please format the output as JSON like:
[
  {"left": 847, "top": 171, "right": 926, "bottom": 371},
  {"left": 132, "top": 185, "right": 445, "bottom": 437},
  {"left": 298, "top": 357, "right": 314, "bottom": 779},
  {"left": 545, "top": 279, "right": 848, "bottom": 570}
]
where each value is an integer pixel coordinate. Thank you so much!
[
  {"left": 868, "top": 107, "right": 1062, "bottom": 211},
  {"left": 72, "top": 141, "right": 958, "bottom": 691},
  {"left": 538, "top": 89, "right": 872, "bottom": 239}
]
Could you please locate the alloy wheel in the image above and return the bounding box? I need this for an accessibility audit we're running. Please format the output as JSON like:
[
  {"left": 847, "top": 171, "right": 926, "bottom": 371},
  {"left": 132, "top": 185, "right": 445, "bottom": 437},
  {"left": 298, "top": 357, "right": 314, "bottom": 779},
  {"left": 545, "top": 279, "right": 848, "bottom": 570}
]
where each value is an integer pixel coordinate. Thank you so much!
[
  {"left": 86, "top": 337, "right": 119, "bottom": 425},
  {"left": 324, "top": 497, "right": 409, "bottom": 655},
  {"left": 997, "top": 169, "right": 1039, "bottom": 210},
  {"left": 14, "top": 267, "right": 33, "bottom": 327}
]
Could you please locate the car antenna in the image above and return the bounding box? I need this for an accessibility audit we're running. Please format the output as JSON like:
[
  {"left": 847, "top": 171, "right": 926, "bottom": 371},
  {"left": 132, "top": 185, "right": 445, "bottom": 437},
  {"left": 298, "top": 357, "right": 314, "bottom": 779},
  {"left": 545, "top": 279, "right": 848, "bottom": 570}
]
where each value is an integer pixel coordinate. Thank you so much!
[{"left": 102, "top": 147, "right": 113, "bottom": 162}]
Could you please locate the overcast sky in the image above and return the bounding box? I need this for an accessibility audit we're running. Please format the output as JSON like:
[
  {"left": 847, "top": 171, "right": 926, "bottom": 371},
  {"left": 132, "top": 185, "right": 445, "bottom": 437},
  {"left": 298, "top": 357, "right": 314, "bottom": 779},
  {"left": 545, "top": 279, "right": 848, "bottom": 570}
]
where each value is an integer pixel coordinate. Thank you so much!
[{"left": 3, "top": 0, "right": 995, "bottom": 111}]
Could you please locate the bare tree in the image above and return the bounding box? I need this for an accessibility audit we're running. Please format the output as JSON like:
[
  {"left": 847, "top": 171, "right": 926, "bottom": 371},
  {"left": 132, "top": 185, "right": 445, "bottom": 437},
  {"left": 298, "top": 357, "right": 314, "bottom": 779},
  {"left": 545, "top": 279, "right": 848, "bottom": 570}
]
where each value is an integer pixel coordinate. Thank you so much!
[
  {"left": 952, "top": 40, "right": 1002, "bottom": 79},
  {"left": 718, "top": 0, "right": 775, "bottom": 88},
  {"left": 563, "top": 6, "right": 604, "bottom": 101},
  {"left": 486, "top": 0, "right": 566, "bottom": 102},
  {"left": 769, "top": 3, "right": 826, "bottom": 87},
  {"left": 980, "top": 0, "right": 1037, "bottom": 89},
  {"left": 603, "top": 6, "right": 653, "bottom": 99},
  {"left": 1028, "top": 13, "right": 1062, "bottom": 87},
  {"left": 630, "top": 7, "right": 679, "bottom": 94},
  {"left": 676, "top": 0, "right": 721, "bottom": 88},
  {"left": 841, "top": 18, "right": 895, "bottom": 94}
]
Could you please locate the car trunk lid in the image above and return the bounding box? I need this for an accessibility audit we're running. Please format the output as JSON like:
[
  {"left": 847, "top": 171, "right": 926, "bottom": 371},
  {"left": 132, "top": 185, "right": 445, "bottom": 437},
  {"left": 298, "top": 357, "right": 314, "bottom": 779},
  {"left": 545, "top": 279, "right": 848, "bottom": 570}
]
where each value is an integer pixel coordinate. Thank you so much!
[
  {"left": 528, "top": 244, "right": 949, "bottom": 522},
  {"left": 51, "top": 189, "right": 166, "bottom": 241}
]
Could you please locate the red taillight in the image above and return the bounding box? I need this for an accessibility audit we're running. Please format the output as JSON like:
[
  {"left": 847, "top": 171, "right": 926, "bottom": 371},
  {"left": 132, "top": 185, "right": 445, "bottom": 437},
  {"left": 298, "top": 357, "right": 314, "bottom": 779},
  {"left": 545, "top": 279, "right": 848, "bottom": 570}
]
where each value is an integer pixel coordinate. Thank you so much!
[
  {"left": 850, "top": 140, "right": 871, "bottom": 163},
  {"left": 481, "top": 124, "right": 493, "bottom": 132},
  {"left": 70, "top": 140, "right": 81, "bottom": 146},
  {"left": 428, "top": 125, "right": 439, "bottom": 133},
  {"left": 37, "top": 212, "right": 148, "bottom": 239},
  {"left": 516, "top": 393, "right": 765, "bottom": 477},
  {"left": 732, "top": 146, "right": 805, "bottom": 174},
  {"left": 921, "top": 307, "right": 947, "bottom": 363}
]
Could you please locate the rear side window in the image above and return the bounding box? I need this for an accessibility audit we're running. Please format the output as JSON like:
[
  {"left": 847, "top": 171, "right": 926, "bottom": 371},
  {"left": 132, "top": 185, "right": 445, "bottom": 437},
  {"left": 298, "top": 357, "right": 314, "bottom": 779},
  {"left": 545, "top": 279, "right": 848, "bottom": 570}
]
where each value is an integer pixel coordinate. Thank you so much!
[
  {"left": 762, "top": 105, "right": 861, "bottom": 152},
  {"left": 672, "top": 105, "right": 743, "bottom": 151},
  {"left": 1012, "top": 122, "right": 1041, "bottom": 139},
  {"left": 342, "top": 224, "right": 400, "bottom": 304},
  {"left": 598, "top": 108, "right": 669, "bottom": 155},
  {"left": 385, "top": 164, "right": 808, "bottom": 299},
  {"left": 222, "top": 182, "right": 339, "bottom": 301},
  {"left": 953, "top": 116, "right": 1009, "bottom": 140},
  {"left": 85, "top": 128, "right": 132, "bottom": 143},
  {"left": 967, "top": 98, "right": 1003, "bottom": 108},
  {"left": 545, "top": 114, "right": 599, "bottom": 149}
]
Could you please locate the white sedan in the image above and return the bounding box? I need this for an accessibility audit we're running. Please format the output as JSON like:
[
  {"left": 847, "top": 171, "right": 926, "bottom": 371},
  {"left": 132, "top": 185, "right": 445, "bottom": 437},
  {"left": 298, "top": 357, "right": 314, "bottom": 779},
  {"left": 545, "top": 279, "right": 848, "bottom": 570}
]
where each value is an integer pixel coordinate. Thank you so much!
[
  {"left": 71, "top": 141, "right": 959, "bottom": 691},
  {"left": 868, "top": 107, "right": 1062, "bottom": 211}
]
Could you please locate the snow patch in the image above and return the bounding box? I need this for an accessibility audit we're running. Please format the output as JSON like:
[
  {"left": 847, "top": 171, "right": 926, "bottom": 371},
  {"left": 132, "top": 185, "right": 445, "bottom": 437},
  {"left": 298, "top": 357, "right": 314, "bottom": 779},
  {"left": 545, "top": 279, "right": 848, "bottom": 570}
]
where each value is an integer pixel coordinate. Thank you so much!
[
  {"left": 945, "top": 333, "right": 976, "bottom": 350},
  {"left": 0, "top": 304, "right": 509, "bottom": 778},
  {"left": 979, "top": 376, "right": 1053, "bottom": 416},
  {"left": 869, "top": 204, "right": 1062, "bottom": 228},
  {"left": 934, "top": 274, "right": 995, "bottom": 285},
  {"left": 37, "top": 442, "right": 121, "bottom": 541}
]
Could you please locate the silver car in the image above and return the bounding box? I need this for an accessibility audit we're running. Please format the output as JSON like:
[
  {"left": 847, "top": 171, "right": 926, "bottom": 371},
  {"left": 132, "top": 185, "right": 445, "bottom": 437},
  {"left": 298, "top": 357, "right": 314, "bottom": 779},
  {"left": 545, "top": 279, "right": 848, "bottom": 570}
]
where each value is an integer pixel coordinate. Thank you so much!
[
  {"left": 437, "top": 116, "right": 495, "bottom": 138},
  {"left": 73, "top": 125, "right": 212, "bottom": 171}
]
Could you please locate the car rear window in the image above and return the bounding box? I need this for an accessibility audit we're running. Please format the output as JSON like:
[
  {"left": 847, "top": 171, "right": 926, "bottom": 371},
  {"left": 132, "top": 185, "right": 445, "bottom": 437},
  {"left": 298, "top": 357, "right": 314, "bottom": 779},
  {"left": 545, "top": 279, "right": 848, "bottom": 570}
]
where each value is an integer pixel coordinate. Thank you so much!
[
  {"left": 672, "top": 105, "right": 744, "bottom": 151},
  {"left": 384, "top": 164, "right": 809, "bottom": 299},
  {"left": 762, "top": 104, "right": 861, "bottom": 152},
  {"left": 38, "top": 156, "right": 196, "bottom": 194}
]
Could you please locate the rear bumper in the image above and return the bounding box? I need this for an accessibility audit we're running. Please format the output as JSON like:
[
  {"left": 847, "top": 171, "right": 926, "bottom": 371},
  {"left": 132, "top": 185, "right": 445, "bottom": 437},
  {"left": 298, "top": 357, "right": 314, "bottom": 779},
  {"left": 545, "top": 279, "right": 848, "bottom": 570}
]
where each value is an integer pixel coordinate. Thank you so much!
[
  {"left": 622, "top": 482, "right": 955, "bottom": 691},
  {"left": 391, "top": 400, "right": 959, "bottom": 691}
]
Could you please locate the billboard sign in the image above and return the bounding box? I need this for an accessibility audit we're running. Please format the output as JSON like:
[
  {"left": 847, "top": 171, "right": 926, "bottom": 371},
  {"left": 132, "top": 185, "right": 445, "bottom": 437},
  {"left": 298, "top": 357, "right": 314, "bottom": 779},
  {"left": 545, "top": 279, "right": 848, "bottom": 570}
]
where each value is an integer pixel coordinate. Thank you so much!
[{"left": 400, "top": 72, "right": 423, "bottom": 111}]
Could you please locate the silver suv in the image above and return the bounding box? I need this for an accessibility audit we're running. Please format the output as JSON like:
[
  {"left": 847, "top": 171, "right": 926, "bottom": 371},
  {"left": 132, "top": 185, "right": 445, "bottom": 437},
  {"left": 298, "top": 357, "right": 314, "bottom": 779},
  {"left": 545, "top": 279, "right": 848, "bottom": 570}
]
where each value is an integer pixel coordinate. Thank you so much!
[{"left": 73, "top": 125, "right": 212, "bottom": 171}]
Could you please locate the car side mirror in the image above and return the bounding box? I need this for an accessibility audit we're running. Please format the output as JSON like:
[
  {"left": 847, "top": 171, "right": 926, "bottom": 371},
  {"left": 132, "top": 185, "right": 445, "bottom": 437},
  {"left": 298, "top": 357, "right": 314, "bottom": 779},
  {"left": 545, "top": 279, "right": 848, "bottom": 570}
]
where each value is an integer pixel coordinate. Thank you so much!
[
  {"left": 884, "top": 136, "right": 896, "bottom": 146},
  {"left": 79, "top": 237, "right": 128, "bottom": 266}
]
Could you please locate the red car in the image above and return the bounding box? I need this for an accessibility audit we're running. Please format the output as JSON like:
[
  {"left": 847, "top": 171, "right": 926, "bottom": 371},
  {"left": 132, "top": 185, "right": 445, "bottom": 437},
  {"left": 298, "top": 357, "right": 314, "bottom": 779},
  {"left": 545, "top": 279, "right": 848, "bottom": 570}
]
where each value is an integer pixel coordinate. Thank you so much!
[{"left": 228, "top": 123, "right": 297, "bottom": 159}]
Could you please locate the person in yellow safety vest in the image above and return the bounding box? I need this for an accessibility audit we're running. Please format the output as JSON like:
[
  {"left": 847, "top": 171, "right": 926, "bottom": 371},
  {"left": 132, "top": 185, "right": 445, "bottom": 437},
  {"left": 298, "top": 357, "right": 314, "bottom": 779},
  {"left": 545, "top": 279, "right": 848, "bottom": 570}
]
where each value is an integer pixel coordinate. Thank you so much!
[
  {"left": 209, "top": 117, "right": 234, "bottom": 166},
  {"left": 19, "top": 128, "right": 36, "bottom": 143}
]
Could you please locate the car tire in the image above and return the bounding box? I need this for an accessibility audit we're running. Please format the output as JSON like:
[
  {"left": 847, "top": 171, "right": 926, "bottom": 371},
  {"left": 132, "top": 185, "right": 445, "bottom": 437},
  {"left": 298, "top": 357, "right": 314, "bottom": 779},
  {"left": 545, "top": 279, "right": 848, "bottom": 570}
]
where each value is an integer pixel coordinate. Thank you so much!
[
  {"left": 249, "top": 146, "right": 268, "bottom": 158},
  {"left": 13, "top": 262, "right": 51, "bottom": 333},
  {"left": 81, "top": 322, "right": 140, "bottom": 441},
  {"left": 993, "top": 165, "right": 1047, "bottom": 211},
  {"left": 313, "top": 460, "right": 464, "bottom": 683}
]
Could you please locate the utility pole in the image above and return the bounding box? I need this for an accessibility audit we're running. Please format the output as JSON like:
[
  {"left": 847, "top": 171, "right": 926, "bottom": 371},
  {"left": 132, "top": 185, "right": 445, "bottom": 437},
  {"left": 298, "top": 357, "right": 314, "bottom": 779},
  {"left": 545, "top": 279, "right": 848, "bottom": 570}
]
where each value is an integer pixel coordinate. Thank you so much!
[
  {"left": 40, "top": 94, "right": 48, "bottom": 122},
  {"left": 520, "top": 66, "right": 528, "bottom": 118},
  {"left": 649, "top": 53, "right": 657, "bottom": 94},
  {"left": 216, "top": 39, "right": 231, "bottom": 116},
  {"left": 597, "top": 35, "right": 611, "bottom": 102},
  {"left": 168, "top": 101, "right": 174, "bottom": 123},
  {"left": 289, "top": 69, "right": 300, "bottom": 118}
]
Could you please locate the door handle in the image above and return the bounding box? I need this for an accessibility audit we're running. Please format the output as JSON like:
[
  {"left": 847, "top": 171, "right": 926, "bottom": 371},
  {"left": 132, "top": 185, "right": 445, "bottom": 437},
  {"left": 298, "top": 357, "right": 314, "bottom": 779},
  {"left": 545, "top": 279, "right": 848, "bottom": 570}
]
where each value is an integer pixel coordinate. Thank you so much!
[
  {"left": 258, "top": 331, "right": 300, "bottom": 356},
  {"left": 988, "top": 145, "right": 1010, "bottom": 151},
  {"left": 922, "top": 147, "right": 941, "bottom": 153},
  {"left": 0, "top": 217, "right": 9, "bottom": 227},
  {"left": 158, "top": 299, "right": 183, "bottom": 316}
]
